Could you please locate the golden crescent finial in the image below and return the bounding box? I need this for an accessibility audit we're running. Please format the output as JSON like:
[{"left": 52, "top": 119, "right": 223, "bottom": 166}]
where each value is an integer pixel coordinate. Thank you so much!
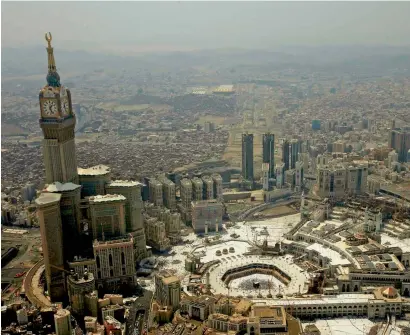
[{"left": 45, "top": 32, "right": 52, "bottom": 47}]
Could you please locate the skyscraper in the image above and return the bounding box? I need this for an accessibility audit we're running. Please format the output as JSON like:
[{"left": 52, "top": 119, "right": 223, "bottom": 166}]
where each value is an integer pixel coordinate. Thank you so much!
[
  {"left": 290, "top": 139, "right": 301, "bottom": 169},
  {"left": 39, "top": 33, "right": 79, "bottom": 184},
  {"left": 262, "top": 133, "right": 275, "bottom": 178},
  {"left": 389, "top": 128, "right": 410, "bottom": 163},
  {"left": 282, "top": 140, "right": 290, "bottom": 171},
  {"left": 35, "top": 193, "right": 66, "bottom": 302},
  {"left": 242, "top": 133, "right": 254, "bottom": 180}
]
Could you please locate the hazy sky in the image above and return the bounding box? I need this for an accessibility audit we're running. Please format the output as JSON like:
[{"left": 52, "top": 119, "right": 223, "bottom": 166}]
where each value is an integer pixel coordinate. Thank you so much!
[{"left": 2, "top": 2, "right": 410, "bottom": 53}]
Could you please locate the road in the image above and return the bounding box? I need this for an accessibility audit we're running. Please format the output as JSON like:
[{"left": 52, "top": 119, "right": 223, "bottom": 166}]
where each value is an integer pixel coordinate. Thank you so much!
[{"left": 126, "top": 289, "right": 153, "bottom": 335}]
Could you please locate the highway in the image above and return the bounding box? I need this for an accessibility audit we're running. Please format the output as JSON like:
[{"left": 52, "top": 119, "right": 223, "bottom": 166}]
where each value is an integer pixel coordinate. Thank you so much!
[{"left": 23, "top": 259, "right": 51, "bottom": 308}]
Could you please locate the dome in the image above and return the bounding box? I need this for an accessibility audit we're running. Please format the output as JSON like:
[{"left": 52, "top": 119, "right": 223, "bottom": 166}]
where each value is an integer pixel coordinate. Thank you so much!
[
  {"left": 382, "top": 286, "right": 398, "bottom": 299},
  {"left": 46, "top": 72, "right": 61, "bottom": 87}
]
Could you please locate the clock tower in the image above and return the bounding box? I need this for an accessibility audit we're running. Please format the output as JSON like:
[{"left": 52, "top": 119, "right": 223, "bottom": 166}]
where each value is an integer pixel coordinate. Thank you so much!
[{"left": 39, "top": 33, "right": 79, "bottom": 184}]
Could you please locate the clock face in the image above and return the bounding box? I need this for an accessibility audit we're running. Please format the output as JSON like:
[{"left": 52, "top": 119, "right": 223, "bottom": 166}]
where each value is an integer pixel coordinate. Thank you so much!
[
  {"left": 61, "top": 99, "right": 70, "bottom": 116},
  {"left": 42, "top": 100, "right": 58, "bottom": 117}
]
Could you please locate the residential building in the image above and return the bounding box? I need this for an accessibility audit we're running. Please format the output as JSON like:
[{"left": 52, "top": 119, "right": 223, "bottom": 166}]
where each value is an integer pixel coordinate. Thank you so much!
[
  {"left": 154, "top": 272, "right": 181, "bottom": 311},
  {"left": 211, "top": 174, "right": 223, "bottom": 201},
  {"left": 158, "top": 176, "right": 176, "bottom": 210},
  {"left": 149, "top": 178, "right": 163, "bottom": 207}
]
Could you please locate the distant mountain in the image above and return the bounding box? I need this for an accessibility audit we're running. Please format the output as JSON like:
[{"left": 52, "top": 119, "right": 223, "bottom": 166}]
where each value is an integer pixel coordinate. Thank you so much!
[
  {"left": 2, "top": 44, "right": 410, "bottom": 79},
  {"left": 1, "top": 46, "right": 151, "bottom": 77}
]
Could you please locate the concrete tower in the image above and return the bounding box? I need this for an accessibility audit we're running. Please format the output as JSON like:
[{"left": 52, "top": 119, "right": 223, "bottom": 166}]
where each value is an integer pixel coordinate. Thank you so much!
[{"left": 39, "top": 33, "right": 79, "bottom": 184}]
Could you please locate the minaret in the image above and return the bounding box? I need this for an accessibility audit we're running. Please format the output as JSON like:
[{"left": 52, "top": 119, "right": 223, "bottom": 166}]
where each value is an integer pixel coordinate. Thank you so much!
[{"left": 39, "top": 32, "right": 79, "bottom": 185}]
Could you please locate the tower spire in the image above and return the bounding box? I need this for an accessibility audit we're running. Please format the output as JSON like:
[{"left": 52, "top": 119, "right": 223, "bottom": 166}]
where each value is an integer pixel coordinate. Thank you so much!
[{"left": 45, "top": 32, "right": 61, "bottom": 87}]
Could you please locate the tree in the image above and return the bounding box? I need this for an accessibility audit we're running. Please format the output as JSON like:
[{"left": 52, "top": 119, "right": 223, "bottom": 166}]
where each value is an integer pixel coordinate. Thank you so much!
[
  {"left": 137, "top": 88, "right": 143, "bottom": 94},
  {"left": 330, "top": 87, "right": 336, "bottom": 94}
]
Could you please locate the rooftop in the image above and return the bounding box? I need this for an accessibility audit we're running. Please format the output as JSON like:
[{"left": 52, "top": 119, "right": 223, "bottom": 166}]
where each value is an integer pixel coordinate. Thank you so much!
[
  {"left": 162, "top": 275, "right": 180, "bottom": 285},
  {"left": 306, "top": 243, "right": 351, "bottom": 266},
  {"left": 88, "top": 194, "right": 126, "bottom": 203},
  {"left": 35, "top": 192, "right": 62, "bottom": 206},
  {"left": 46, "top": 182, "right": 81, "bottom": 193},
  {"left": 108, "top": 180, "right": 143, "bottom": 187},
  {"left": 78, "top": 164, "right": 111, "bottom": 176}
]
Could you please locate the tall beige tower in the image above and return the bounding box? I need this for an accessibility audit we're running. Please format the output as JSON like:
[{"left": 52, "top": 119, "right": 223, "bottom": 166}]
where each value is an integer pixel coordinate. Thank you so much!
[
  {"left": 39, "top": 33, "right": 78, "bottom": 184},
  {"left": 106, "top": 180, "right": 147, "bottom": 261},
  {"left": 35, "top": 192, "right": 66, "bottom": 302}
]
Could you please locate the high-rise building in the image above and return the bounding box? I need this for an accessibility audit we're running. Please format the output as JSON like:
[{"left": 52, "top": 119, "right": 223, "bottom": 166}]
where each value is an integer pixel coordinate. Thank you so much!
[
  {"left": 211, "top": 174, "right": 223, "bottom": 201},
  {"left": 39, "top": 33, "right": 78, "bottom": 185},
  {"left": 144, "top": 217, "right": 171, "bottom": 252},
  {"left": 21, "top": 183, "right": 36, "bottom": 202},
  {"left": 346, "top": 164, "right": 368, "bottom": 195},
  {"left": 45, "top": 182, "right": 82, "bottom": 263},
  {"left": 316, "top": 165, "right": 347, "bottom": 199},
  {"left": 93, "top": 235, "right": 136, "bottom": 288},
  {"left": 364, "top": 208, "right": 383, "bottom": 233},
  {"left": 290, "top": 139, "right": 301, "bottom": 169},
  {"left": 389, "top": 128, "right": 410, "bottom": 162},
  {"left": 192, "top": 177, "right": 204, "bottom": 201},
  {"left": 295, "top": 161, "right": 304, "bottom": 191},
  {"left": 149, "top": 179, "right": 163, "bottom": 207},
  {"left": 180, "top": 178, "right": 193, "bottom": 208},
  {"left": 88, "top": 194, "right": 126, "bottom": 240},
  {"left": 201, "top": 175, "right": 214, "bottom": 200},
  {"left": 281, "top": 140, "right": 290, "bottom": 171},
  {"left": 78, "top": 165, "right": 111, "bottom": 198},
  {"left": 275, "top": 163, "right": 285, "bottom": 188},
  {"left": 204, "top": 122, "right": 215, "bottom": 133},
  {"left": 67, "top": 271, "right": 95, "bottom": 315},
  {"left": 262, "top": 133, "right": 275, "bottom": 179},
  {"left": 154, "top": 272, "right": 181, "bottom": 310},
  {"left": 105, "top": 180, "right": 146, "bottom": 261},
  {"left": 241, "top": 133, "right": 254, "bottom": 180},
  {"left": 158, "top": 176, "right": 176, "bottom": 210},
  {"left": 191, "top": 200, "right": 223, "bottom": 234},
  {"left": 35, "top": 192, "right": 66, "bottom": 302},
  {"left": 54, "top": 309, "right": 72, "bottom": 335}
]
